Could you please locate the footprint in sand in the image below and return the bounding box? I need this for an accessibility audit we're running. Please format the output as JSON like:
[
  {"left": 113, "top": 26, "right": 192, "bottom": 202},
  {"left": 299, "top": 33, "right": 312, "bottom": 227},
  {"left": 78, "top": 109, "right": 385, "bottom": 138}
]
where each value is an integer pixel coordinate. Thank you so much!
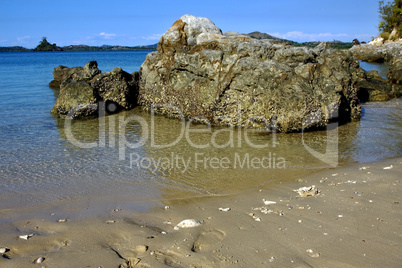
[{"left": 192, "top": 229, "right": 226, "bottom": 252}]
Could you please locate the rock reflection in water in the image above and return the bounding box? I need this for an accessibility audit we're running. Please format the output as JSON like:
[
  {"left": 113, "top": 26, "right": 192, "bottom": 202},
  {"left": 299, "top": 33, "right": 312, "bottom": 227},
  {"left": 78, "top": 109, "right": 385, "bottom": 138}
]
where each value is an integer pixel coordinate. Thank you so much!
[{"left": 53, "top": 98, "right": 400, "bottom": 204}]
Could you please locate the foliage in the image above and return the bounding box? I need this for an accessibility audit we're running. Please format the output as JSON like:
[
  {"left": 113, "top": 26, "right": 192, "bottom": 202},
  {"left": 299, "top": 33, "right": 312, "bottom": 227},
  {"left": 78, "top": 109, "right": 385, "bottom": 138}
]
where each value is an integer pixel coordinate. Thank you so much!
[
  {"left": 378, "top": 0, "right": 402, "bottom": 39},
  {"left": 381, "top": 31, "right": 391, "bottom": 39}
]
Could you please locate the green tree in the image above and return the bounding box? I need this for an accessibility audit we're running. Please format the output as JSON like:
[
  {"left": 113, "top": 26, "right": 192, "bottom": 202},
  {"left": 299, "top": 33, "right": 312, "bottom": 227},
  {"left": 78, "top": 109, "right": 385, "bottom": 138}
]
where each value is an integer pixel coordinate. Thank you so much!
[{"left": 378, "top": 0, "right": 402, "bottom": 39}]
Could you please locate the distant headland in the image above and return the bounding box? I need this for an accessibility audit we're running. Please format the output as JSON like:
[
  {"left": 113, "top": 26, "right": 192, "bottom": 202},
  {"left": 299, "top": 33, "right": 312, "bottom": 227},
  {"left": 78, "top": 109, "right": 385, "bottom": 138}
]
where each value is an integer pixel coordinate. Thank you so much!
[
  {"left": 0, "top": 37, "right": 158, "bottom": 52},
  {"left": 0, "top": 35, "right": 354, "bottom": 53}
]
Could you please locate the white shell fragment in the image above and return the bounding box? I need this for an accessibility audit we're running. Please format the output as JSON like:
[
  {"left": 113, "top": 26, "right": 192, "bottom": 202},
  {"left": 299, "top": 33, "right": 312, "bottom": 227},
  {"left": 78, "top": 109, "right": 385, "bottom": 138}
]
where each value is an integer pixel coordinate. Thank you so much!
[
  {"left": 58, "top": 219, "right": 67, "bottom": 223},
  {"left": 294, "top": 185, "right": 319, "bottom": 197},
  {"left": 218, "top": 207, "right": 231, "bottom": 212},
  {"left": 262, "top": 199, "right": 276, "bottom": 205},
  {"left": 34, "top": 257, "right": 45, "bottom": 264},
  {"left": 383, "top": 165, "right": 393, "bottom": 170},
  {"left": 306, "top": 249, "right": 320, "bottom": 258},
  {"left": 19, "top": 234, "right": 34, "bottom": 240},
  {"left": 0, "top": 247, "right": 8, "bottom": 254},
  {"left": 173, "top": 219, "right": 201, "bottom": 230}
]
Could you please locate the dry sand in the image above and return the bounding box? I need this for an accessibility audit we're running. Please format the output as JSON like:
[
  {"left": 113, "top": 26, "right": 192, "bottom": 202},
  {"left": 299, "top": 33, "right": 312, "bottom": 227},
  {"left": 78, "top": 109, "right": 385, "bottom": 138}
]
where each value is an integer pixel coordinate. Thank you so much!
[{"left": 0, "top": 158, "right": 401, "bottom": 267}]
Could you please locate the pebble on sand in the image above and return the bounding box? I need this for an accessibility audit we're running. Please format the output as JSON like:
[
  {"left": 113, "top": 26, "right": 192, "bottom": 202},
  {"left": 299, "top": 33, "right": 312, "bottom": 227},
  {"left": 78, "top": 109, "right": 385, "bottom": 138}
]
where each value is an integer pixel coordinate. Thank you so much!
[{"left": 33, "top": 257, "right": 45, "bottom": 264}]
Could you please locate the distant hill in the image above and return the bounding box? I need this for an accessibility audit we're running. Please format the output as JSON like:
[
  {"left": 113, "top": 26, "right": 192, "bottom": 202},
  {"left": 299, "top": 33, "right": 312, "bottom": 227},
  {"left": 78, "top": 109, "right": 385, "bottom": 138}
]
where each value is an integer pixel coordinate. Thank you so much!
[
  {"left": 0, "top": 44, "right": 158, "bottom": 53},
  {"left": 246, "top": 31, "right": 353, "bottom": 49},
  {"left": 292, "top": 40, "right": 353, "bottom": 49},
  {"left": 0, "top": 33, "right": 353, "bottom": 53},
  {"left": 62, "top": 44, "right": 157, "bottom": 51},
  {"left": 246, "top": 31, "right": 293, "bottom": 44},
  {"left": 0, "top": 46, "right": 30, "bottom": 52}
]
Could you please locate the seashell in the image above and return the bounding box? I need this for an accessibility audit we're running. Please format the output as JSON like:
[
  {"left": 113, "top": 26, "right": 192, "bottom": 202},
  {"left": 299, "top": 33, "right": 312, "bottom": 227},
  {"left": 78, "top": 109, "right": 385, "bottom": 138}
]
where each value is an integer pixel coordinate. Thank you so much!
[
  {"left": 0, "top": 247, "right": 8, "bottom": 254},
  {"left": 306, "top": 249, "right": 320, "bottom": 258},
  {"left": 19, "top": 234, "right": 34, "bottom": 240},
  {"left": 218, "top": 207, "right": 231, "bottom": 212},
  {"left": 33, "top": 257, "right": 45, "bottom": 263},
  {"left": 106, "top": 220, "right": 116, "bottom": 224},
  {"left": 383, "top": 165, "right": 393, "bottom": 170},
  {"left": 294, "top": 185, "right": 319, "bottom": 197},
  {"left": 58, "top": 219, "right": 67, "bottom": 223},
  {"left": 173, "top": 219, "right": 201, "bottom": 230},
  {"left": 262, "top": 200, "right": 276, "bottom": 205}
]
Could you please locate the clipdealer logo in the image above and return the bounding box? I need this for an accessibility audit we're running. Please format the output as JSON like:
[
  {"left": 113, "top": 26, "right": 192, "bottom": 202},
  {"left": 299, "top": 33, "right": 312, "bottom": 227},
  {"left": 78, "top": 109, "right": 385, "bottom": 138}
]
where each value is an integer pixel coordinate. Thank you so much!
[
  {"left": 129, "top": 152, "right": 286, "bottom": 174},
  {"left": 63, "top": 102, "right": 339, "bottom": 171}
]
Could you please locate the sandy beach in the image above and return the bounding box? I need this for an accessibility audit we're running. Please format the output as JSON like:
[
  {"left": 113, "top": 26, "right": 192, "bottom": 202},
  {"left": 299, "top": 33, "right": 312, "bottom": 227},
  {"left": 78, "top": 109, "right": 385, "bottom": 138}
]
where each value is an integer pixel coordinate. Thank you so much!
[{"left": 0, "top": 157, "right": 400, "bottom": 267}]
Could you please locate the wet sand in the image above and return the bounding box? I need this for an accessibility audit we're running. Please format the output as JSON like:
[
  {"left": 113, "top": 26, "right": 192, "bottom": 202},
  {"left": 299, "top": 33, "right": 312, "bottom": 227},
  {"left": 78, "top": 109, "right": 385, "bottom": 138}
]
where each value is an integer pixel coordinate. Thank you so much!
[{"left": 0, "top": 158, "right": 401, "bottom": 267}]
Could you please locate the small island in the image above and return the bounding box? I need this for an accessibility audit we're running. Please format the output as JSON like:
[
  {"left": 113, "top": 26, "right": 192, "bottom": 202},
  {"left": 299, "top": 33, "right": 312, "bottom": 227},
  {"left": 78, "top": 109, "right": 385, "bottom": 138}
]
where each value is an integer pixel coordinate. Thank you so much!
[{"left": 33, "top": 37, "right": 63, "bottom": 51}]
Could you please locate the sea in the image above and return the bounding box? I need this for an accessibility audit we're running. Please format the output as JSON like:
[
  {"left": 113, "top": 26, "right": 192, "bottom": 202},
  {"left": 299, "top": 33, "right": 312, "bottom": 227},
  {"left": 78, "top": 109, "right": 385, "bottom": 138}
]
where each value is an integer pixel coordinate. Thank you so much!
[{"left": 0, "top": 51, "right": 401, "bottom": 215}]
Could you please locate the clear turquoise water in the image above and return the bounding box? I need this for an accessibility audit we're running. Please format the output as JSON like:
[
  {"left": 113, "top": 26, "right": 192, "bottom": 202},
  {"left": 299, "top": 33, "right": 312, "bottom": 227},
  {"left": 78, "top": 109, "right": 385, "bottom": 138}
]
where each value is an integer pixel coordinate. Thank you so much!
[{"left": 0, "top": 52, "right": 400, "bottom": 213}]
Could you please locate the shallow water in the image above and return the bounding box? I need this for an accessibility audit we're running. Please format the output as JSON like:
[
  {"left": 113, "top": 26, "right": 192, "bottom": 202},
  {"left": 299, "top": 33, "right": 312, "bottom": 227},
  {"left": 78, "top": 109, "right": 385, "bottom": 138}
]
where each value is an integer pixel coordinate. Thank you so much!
[
  {"left": 359, "top": 60, "right": 390, "bottom": 79},
  {"left": 0, "top": 51, "right": 400, "bottom": 214}
]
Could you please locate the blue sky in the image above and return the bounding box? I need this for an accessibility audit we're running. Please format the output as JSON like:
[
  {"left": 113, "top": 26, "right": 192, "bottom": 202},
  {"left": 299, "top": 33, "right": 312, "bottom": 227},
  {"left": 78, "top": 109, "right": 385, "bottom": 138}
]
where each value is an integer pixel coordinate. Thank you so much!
[{"left": 1, "top": 0, "right": 382, "bottom": 48}]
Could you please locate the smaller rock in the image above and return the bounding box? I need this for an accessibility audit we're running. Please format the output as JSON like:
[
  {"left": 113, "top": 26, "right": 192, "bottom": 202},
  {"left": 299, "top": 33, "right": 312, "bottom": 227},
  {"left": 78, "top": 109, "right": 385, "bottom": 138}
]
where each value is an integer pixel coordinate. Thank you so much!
[
  {"left": 352, "top": 39, "right": 360, "bottom": 46},
  {"left": 223, "top": 31, "right": 240, "bottom": 36},
  {"left": 134, "top": 245, "right": 148, "bottom": 254}
]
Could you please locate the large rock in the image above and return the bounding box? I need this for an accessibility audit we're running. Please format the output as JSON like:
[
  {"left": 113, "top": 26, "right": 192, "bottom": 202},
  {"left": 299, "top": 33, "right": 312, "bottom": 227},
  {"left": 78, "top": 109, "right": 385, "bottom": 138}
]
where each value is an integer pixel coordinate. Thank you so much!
[
  {"left": 355, "top": 70, "right": 395, "bottom": 102},
  {"left": 49, "top": 61, "right": 101, "bottom": 89},
  {"left": 350, "top": 40, "right": 402, "bottom": 62},
  {"left": 388, "top": 52, "right": 402, "bottom": 85},
  {"left": 50, "top": 61, "right": 139, "bottom": 119},
  {"left": 350, "top": 40, "right": 402, "bottom": 99},
  {"left": 139, "top": 15, "right": 361, "bottom": 132}
]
